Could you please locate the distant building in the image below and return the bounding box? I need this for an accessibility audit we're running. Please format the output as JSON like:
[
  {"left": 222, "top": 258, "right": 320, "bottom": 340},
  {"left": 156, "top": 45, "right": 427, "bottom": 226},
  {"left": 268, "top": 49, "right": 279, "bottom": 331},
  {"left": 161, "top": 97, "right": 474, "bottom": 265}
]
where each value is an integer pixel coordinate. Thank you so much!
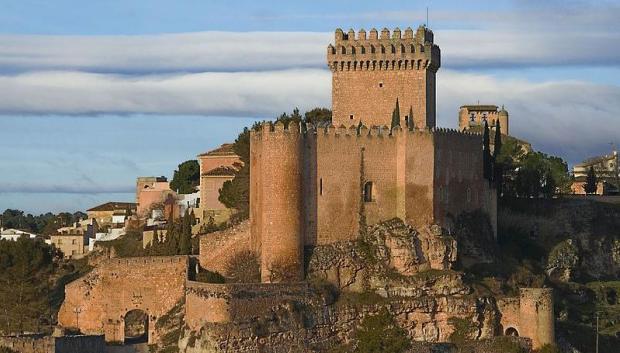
[
  {"left": 0, "top": 228, "right": 45, "bottom": 243},
  {"left": 50, "top": 233, "right": 87, "bottom": 259},
  {"left": 571, "top": 148, "right": 619, "bottom": 195},
  {"left": 197, "top": 144, "right": 241, "bottom": 222},
  {"left": 459, "top": 104, "right": 509, "bottom": 135},
  {"left": 136, "top": 176, "right": 176, "bottom": 218},
  {"left": 87, "top": 202, "right": 136, "bottom": 227}
]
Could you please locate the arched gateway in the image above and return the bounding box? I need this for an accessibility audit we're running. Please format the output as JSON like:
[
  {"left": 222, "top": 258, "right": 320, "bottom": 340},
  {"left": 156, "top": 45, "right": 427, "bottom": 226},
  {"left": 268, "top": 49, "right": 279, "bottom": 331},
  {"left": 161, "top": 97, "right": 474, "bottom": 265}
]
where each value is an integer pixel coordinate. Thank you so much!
[{"left": 58, "top": 256, "right": 188, "bottom": 344}]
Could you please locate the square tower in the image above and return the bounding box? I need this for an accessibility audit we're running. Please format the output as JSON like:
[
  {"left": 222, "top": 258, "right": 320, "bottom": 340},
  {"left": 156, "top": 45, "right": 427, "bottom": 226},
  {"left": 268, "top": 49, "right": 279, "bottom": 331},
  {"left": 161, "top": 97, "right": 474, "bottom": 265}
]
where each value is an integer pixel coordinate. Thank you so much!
[{"left": 328, "top": 26, "right": 441, "bottom": 128}]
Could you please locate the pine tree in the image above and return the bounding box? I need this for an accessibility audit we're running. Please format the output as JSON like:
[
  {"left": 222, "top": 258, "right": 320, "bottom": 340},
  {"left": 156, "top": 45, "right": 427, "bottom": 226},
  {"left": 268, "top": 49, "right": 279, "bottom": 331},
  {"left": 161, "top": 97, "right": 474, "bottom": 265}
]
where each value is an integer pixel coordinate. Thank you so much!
[
  {"left": 483, "top": 120, "right": 492, "bottom": 181},
  {"left": 390, "top": 98, "right": 401, "bottom": 130},
  {"left": 584, "top": 166, "right": 598, "bottom": 194}
]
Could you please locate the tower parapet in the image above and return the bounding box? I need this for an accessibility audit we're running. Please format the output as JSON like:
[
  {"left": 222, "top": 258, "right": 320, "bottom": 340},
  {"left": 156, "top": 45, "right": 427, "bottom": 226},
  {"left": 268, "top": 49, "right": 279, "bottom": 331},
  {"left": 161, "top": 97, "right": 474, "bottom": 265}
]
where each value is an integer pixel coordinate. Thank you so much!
[{"left": 327, "top": 26, "right": 440, "bottom": 73}]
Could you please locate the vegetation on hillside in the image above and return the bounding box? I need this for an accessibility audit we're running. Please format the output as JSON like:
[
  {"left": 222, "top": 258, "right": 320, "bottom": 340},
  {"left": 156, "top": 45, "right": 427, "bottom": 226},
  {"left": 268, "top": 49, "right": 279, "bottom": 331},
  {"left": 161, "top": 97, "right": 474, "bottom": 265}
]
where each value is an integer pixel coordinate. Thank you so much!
[
  {"left": 0, "top": 238, "right": 90, "bottom": 335},
  {"left": 0, "top": 209, "right": 87, "bottom": 235}
]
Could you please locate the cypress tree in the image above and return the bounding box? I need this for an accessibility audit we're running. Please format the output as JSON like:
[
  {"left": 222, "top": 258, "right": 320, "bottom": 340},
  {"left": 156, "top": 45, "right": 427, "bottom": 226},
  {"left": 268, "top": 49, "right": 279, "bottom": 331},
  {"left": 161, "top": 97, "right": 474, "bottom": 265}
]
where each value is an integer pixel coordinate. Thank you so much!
[
  {"left": 493, "top": 120, "right": 503, "bottom": 193},
  {"left": 585, "top": 166, "right": 598, "bottom": 194},
  {"left": 179, "top": 210, "right": 192, "bottom": 255},
  {"left": 391, "top": 98, "right": 401, "bottom": 130},
  {"left": 483, "top": 120, "right": 492, "bottom": 181},
  {"left": 408, "top": 106, "right": 414, "bottom": 130}
]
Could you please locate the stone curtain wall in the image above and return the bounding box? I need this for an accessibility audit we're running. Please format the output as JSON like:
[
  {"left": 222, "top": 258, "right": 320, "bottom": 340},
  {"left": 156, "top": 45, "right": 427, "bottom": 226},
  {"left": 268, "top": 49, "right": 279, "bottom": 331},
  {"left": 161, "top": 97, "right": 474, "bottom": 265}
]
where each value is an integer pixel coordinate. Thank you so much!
[
  {"left": 199, "top": 221, "right": 251, "bottom": 275},
  {"left": 184, "top": 281, "right": 312, "bottom": 330},
  {"left": 328, "top": 26, "right": 440, "bottom": 129},
  {"left": 58, "top": 256, "right": 189, "bottom": 343},
  {"left": 0, "top": 335, "right": 105, "bottom": 353}
]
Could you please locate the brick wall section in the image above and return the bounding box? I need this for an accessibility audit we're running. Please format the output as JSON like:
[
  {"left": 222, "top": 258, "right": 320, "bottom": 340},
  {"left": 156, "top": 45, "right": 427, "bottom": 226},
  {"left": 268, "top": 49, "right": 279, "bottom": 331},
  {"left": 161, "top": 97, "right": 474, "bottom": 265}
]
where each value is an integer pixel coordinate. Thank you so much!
[
  {"left": 328, "top": 26, "right": 440, "bottom": 128},
  {"left": 199, "top": 221, "right": 251, "bottom": 275},
  {"left": 184, "top": 281, "right": 311, "bottom": 330},
  {"left": 57, "top": 256, "right": 188, "bottom": 344}
]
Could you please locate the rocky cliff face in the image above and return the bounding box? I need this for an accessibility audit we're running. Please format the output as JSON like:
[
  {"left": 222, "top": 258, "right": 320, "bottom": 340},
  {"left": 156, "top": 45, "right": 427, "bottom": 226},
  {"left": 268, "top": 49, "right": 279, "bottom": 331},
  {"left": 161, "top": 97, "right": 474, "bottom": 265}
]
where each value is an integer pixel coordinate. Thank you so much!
[{"left": 175, "top": 219, "right": 509, "bottom": 353}]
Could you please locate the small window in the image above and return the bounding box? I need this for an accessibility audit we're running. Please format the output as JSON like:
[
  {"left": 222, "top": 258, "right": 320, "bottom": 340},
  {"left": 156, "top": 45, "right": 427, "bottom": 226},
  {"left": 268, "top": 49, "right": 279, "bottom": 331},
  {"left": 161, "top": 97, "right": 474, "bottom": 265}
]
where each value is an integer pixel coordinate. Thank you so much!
[
  {"left": 319, "top": 178, "right": 323, "bottom": 196},
  {"left": 466, "top": 188, "right": 472, "bottom": 203},
  {"left": 72, "top": 239, "right": 76, "bottom": 245},
  {"left": 379, "top": 82, "right": 383, "bottom": 88},
  {"left": 349, "top": 114, "right": 354, "bottom": 120},
  {"left": 363, "top": 182, "right": 373, "bottom": 202},
  {"left": 58, "top": 239, "right": 63, "bottom": 245}
]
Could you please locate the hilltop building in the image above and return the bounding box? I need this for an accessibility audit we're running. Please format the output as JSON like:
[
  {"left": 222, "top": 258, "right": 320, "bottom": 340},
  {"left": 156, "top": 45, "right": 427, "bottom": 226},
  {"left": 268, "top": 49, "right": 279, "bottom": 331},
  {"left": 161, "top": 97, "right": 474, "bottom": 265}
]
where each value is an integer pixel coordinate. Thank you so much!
[
  {"left": 136, "top": 176, "right": 175, "bottom": 217},
  {"left": 571, "top": 148, "right": 619, "bottom": 195},
  {"left": 459, "top": 104, "right": 509, "bottom": 135},
  {"left": 87, "top": 202, "right": 136, "bottom": 227},
  {"left": 198, "top": 143, "right": 241, "bottom": 222}
]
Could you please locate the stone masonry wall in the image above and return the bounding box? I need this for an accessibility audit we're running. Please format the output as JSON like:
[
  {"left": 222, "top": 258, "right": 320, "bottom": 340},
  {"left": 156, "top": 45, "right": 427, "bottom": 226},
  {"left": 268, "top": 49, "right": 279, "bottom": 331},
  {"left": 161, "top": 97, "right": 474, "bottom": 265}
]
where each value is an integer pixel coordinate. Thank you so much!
[
  {"left": 58, "top": 256, "right": 188, "bottom": 344},
  {"left": 199, "top": 221, "right": 251, "bottom": 276},
  {"left": 0, "top": 335, "right": 106, "bottom": 353},
  {"left": 328, "top": 26, "right": 440, "bottom": 129}
]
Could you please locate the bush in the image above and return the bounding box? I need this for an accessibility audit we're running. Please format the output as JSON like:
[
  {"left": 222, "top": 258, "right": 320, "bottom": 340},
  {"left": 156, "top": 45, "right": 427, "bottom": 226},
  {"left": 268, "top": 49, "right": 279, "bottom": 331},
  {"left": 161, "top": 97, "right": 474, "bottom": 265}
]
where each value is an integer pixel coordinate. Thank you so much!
[
  {"left": 224, "top": 250, "right": 260, "bottom": 283},
  {"left": 352, "top": 308, "right": 410, "bottom": 353},
  {"left": 0, "top": 347, "right": 19, "bottom": 353}
]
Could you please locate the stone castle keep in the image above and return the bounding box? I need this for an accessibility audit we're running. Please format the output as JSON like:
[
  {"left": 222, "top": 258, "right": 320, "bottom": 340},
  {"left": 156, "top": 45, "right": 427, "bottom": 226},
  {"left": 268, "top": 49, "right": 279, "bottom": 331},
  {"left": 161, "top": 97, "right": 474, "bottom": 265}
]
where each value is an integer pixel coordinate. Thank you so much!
[
  {"left": 55, "top": 25, "right": 554, "bottom": 352},
  {"left": 250, "top": 26, "right": 495, "bottom": 282}
]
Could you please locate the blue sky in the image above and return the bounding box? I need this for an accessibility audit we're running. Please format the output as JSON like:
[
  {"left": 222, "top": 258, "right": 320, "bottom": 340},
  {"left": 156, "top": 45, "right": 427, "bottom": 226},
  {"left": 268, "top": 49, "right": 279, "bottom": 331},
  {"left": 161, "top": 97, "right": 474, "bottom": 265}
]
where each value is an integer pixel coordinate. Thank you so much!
[{"left": 1, "top": 0, "right": 619, "bottom": 214}]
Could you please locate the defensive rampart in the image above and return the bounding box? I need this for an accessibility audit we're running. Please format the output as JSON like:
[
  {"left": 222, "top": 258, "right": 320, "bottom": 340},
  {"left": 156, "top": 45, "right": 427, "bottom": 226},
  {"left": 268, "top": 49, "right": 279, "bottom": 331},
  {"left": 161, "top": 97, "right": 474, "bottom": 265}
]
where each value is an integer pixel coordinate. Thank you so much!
[
  {"left": 184, "top": 281, "right": 312, "bottom": 329},
  {"left": 58, "top": 256, "right": 189, "bottom": 344}
]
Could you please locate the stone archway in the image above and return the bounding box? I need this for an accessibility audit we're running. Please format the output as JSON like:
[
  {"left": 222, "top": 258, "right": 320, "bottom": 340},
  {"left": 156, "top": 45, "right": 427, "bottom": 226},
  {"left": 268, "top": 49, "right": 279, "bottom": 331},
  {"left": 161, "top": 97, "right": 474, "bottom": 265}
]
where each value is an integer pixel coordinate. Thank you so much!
[
  {"left": 505, "top": 327, "right": 519, "bottom": 337},
  {"left": 124, "top": 309, "right": 149, "bottom": 344}
]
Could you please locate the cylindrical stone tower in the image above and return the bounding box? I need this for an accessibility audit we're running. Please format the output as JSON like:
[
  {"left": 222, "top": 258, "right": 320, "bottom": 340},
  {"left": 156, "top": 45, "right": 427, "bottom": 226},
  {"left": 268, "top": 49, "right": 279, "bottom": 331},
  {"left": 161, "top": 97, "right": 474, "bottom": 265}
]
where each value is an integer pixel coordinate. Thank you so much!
[
  {"left": 254, "top": 121, "right": 304, "bottom": 283},
  {"left": 519, "top": 288, "right": 555, "bottom": 349}
]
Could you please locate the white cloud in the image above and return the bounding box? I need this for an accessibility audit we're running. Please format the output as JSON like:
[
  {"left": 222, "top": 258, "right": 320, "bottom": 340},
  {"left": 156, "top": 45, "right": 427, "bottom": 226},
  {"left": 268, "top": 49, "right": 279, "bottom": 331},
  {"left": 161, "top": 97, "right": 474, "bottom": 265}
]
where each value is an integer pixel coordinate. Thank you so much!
[
  {"left": 1, "top": 67, "right": 617, "bottom": 163},
  {"left": 0, "top": 69, "right": 330, "bottom": 117}
]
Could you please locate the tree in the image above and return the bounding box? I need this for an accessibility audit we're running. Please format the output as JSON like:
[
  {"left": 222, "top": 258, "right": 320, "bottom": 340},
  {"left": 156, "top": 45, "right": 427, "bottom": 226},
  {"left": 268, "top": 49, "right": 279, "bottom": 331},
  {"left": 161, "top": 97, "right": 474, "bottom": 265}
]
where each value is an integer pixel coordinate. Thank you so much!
[
  {"left": 407, "top": 106, "right": 414, "bottom": 130},
  {"left": 170, "top": 160, "right": 200, "bottom": 194},
  {"left": 483, "top": 121, "right": 493, "bottom": 181},
  {"left": 390, "top": 98, "right": 401, "bottom": 130},
  {"left": 584, "top": 166, "right": 598, "bottom": 194},
  {"left": 179, "top": 210, "right": 192, "bottom": 255},
  {"left": 493, "top": 120, "right": 504, "bottom": 193},
  {"left": 304, "top": 108, "right": 332, "bottom": 125}
]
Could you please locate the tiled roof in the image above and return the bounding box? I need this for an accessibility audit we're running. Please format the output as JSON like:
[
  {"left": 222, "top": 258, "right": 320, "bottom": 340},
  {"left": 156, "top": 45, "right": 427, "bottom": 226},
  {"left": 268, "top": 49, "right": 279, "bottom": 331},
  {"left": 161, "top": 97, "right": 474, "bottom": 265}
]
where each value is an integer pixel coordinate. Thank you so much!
[
  {"left": 203, "top": 166, "right": 237, "bottom": 177},
  {"left": 198, "top": 143, "right": 236, "bottom": 157},
  {"left": 87, "top": 202, "right": 137, "bottom": 212}
]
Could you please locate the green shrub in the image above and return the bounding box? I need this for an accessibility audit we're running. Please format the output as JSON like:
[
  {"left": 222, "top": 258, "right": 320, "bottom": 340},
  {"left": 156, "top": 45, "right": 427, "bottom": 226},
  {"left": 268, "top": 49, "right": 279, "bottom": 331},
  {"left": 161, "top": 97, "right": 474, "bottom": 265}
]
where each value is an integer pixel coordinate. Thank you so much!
[
  {"left": 224, "top": 250, "right": 260, "bottom": 283},
  {"left": 352, "top": 308, "right": 410, "bottom": 353}
]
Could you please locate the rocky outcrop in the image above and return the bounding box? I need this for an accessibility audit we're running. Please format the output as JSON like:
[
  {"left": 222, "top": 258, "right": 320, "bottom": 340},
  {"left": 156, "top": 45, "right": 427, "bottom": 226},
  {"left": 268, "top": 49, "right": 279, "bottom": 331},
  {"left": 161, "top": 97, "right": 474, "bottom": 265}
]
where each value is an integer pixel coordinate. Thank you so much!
[
  {"left": 306, "top": 219, "right": 459, "bottom": 291},
  {"left": 178, "top": 293, "right": 502, "bottom": 353}
]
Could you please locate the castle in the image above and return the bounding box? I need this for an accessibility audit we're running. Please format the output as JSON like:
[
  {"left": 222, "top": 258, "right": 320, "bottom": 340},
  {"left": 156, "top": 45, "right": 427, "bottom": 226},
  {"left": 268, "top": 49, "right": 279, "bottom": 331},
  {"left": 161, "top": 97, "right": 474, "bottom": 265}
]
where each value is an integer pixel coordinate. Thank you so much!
[
  {"left": 55, "top": 25, "right": 555, "bottom": 352},
  {"left": 250, "top": 26, "right": 496, "bottom": 283}
]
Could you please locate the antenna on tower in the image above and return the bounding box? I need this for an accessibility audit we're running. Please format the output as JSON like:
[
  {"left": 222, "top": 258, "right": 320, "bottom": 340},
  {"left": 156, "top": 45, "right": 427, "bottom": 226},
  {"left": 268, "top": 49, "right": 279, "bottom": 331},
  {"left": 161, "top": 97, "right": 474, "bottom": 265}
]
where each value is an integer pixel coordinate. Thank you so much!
[{"left": 426, "top": 7, "right": 429, "bottom": 27}]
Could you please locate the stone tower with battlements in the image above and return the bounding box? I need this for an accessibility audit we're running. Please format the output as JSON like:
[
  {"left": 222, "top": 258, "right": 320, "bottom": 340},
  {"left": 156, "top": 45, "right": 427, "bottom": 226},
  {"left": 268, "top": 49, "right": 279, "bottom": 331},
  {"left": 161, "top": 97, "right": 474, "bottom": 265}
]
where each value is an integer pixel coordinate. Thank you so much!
[{"left": 328, "top": 26, "right": 440, "bottom": 128}]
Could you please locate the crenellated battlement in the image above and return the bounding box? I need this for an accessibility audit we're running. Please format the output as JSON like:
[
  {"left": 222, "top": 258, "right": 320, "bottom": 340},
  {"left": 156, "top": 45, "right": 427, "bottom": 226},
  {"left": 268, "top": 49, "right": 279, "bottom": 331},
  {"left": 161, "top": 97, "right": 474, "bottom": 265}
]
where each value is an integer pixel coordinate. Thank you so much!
[
  {"left": 327, "top": 25, "right": 440, "bottom": 72},
  {"left": 252, "top": 121, "right": 481, "bottom": 142}
]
